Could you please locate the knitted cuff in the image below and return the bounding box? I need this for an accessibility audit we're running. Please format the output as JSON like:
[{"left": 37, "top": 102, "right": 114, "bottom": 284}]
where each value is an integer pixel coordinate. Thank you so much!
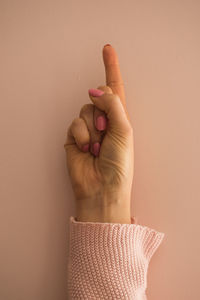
[{"left": 68, "top": 216, "right": 165, "bottom": 299}]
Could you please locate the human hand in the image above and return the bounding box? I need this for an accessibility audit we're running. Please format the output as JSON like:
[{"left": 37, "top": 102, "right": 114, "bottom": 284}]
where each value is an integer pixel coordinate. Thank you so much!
[{"left": 64, "top": 44, "right": 134, "bottom": 224}]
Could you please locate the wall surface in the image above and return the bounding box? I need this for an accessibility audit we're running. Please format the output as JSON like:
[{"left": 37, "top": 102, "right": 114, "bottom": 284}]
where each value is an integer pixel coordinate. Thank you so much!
[{"left": 1, "top": 0, "right": 200, "bottom": 299}]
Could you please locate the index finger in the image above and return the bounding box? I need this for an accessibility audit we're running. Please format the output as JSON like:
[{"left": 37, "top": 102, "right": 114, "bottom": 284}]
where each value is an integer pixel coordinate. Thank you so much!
[{"left": 102, "top": 44, "right": 129, "bottom": 118}]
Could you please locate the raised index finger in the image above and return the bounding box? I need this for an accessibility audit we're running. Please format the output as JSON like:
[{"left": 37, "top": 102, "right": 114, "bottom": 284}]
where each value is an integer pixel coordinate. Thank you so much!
[{"left": 102, "top": 44, "right": 128, "bottom": 118}]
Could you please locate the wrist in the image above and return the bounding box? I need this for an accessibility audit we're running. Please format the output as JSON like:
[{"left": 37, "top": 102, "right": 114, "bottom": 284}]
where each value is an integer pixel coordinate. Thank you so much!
[
  {"left": 75, "top": 191, "right": 131, "bottom": 224},
  {"left": 76, "top": 209, "right": 131, "bottom": 224}
]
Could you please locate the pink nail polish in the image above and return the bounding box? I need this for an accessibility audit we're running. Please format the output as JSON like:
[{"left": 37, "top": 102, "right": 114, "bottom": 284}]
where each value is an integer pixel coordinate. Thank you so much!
[
  {"left": 96, "top": 115, "right": 107, "bottom": 131},
  {"left": 93, "top": 142, "right": 100, "bottom": 157},
  {"left": 82, "top": 144, "right": 89, "bottom": 152},
  {"left": 88, "top": 89, "right": 104, "bottom": 97}
]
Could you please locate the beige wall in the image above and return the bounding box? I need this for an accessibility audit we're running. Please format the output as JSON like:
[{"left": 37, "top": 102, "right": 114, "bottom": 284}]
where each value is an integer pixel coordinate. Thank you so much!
[{"left": 1, "top": 0, "right": 200, "bottom": 299}]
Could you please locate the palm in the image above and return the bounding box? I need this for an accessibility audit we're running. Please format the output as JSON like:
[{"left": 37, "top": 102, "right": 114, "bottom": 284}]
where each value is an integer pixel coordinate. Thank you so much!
[{"left": 67, "top": 129, "right": 133, "bottom": 202}]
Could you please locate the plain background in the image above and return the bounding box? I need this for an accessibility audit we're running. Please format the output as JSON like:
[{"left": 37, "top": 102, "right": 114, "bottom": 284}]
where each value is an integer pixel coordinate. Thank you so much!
[{"left": 1, "top": 0, "right": 200, "bottom": 299}]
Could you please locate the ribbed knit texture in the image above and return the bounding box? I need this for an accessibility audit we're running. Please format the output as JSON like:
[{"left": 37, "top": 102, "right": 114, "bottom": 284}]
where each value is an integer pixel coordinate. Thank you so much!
[{"left": 68, "top": 216, "right": 165, "bottom": 300}]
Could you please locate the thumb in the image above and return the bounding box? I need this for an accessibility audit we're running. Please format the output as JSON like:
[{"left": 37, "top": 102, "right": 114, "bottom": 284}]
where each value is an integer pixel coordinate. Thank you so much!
[{"left": 88, "top": 88, "right": 131, "bottom": 135}]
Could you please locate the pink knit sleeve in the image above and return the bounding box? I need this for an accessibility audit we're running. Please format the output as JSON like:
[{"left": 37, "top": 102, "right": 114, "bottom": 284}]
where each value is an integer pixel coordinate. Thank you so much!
[{"left": 67, "top": 216, "right": 165, "bottom": 300}]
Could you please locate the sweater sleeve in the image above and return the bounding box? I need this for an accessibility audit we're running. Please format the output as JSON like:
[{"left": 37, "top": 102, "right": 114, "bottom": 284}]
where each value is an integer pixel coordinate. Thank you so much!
[{"left": 67, "top": 216, "right": 165, "bottom": 300}]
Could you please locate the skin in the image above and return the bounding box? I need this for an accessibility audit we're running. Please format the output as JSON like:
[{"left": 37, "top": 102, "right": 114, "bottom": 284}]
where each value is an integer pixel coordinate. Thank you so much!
[{"left": 64, "top": 44, "right": 134, "bottom": 224}]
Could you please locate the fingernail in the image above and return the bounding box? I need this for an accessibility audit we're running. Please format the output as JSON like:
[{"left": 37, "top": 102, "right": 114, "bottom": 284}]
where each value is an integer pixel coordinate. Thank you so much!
[
  {"left": 96, "top": 115, "right": 107, "bottom": 131},
  {"left": 82, "top": 144, "right": 89, "bottom": 152},
  {"left": 104, "top": 44, "right": 111, "bottom": 47},
  {"left": 88, "top": 89, "right": 104, "bottom": 97},
  {"left": 92, "top": 142, "right": 100, "bottom": 156}
]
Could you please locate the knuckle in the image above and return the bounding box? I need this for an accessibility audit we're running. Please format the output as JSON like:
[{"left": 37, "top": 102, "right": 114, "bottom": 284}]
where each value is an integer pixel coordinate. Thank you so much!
[
  {"left": 107, "top": 80, "right": 124, "bottom": 87},
  {"left": 79, "top": 103, "right": 93, "bottom": 116},
  {"left": 115, "top": 118, "right": 133, "bottom": 137},
  {"left": 109, "top": 94, "right": 121, "bottom": 107},
  {"left": 93, "top": 106, "right": 106, "bottom": 116},
  {"left": 112, "top": 93, "right": 121, "bottom": 101},
  {"left": 71, "top": 117, "right": 83, "bottom": 128},
  {"left": 97, "top": 85, "right": 113, "bottom": 94},
  {"left": 127, "top": 123, "right": 133, "bottom": 133},
  {"left": 124, "top": 121, "right": 133, "bottom": 136}
]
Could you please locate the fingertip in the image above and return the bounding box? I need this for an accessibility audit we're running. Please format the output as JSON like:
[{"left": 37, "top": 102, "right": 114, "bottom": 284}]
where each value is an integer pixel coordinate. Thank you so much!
[
  {"left": 103, "top": 44, "right": 118, "bottom": 65},
  {"left": 104, "top": 43, "right": 111, "bottom": 48}
]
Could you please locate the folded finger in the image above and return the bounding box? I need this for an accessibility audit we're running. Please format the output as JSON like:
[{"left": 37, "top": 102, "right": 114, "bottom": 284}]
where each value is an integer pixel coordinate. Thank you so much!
[
  {"left": 65, "top": 117, "right": 90, "bottom": 152},
  {"left": 94, "top": 85, "right": 112, "bottom": 131}
]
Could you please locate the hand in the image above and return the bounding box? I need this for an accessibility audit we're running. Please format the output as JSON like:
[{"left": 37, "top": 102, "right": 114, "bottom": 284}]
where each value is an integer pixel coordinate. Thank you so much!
[{"left": 64, "top": 44, "right": 134, "bottom": 224}]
